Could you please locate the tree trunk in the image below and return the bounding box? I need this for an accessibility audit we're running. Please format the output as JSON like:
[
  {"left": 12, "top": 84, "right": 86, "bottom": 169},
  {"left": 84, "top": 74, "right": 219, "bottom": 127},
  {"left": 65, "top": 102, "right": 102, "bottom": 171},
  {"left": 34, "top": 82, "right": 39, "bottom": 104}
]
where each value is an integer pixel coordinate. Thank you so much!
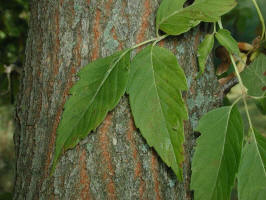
[{"left": 13, "top": 0, "right": 222, "bottom": 199}]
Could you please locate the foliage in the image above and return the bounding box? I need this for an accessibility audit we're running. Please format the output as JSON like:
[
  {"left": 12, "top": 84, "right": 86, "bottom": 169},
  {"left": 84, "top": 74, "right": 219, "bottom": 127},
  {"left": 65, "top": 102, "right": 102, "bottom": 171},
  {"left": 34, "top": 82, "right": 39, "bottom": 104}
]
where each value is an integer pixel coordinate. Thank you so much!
[
  {"left": 215, "top": 29, "right": 240, "bottom": 55},
  {"left": 197, "top": 34, "right": 214, "bottom": 76},
  {"left": 0, "top": 0, "right": 29, "bottom": 105},
  {"left": 156, "top": 0, "right": 236, "bottom": 35},
  {"left": 241, "top": 53, "right": 266, "bottom": 97},
  {"left": 0, "top": 105, "right": 15, "bottom": 197},
  {"left": 191, "top": 105, "right": 243, "bottom": 200},
  {"left": 50, "top": 0, "right": 266, "bottom": 199},
  {"left": 53, "top": 50, "right": 130, "bottom": 170},
  {"left": 0, "top": 1, "right": 28, "bottom": 197},
  {"left": 127, "top": 45, "right": 188, "bottom": 179},
  {"left": 238, "top": 129, "right": 266, "bottom": 200},
  {"left": 222, "top": 0, "right": 266, "bottom": 42}
]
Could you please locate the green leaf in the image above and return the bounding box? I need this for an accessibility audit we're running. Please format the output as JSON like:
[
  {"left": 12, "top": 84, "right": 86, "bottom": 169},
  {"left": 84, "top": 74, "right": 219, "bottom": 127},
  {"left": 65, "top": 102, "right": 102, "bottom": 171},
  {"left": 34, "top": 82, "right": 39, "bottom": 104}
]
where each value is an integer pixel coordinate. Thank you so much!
[
  {"left": 215, "top": 29, "right": 240, "bottom": 55},
  {"left": 127, "top": 45, "right": 188, "bottom": 180},
  {"left": 191, "top": 105, "right": 243, "bottom": 200},
  {"left": 52, "top": 50, "right": 130, "bottom": 170},
  {"left": 156, "top": 0, "right": 237, "bottom": 35},
  {"left": 197, "top": 34, "right": 214, "bottom": 75},
  {"left": 0, "top": 65, "right": 5, "bottom": 75},
  {"left": 256, "top": 96, "right": 266, "bottom": 115},
  {"left": 241, "top": 53, "right": 266, "bottom": 97},
  {"left": 238, "top": 129, "right": 266, "bottom": 200}
]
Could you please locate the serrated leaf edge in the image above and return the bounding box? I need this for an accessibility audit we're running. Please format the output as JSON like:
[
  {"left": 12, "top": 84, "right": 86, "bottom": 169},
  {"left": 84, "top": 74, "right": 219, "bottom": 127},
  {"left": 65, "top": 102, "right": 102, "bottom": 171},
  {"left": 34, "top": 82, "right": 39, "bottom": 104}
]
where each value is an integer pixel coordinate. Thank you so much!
[{"left": 52, "top": 50, "right": 130, "bottom": 173}]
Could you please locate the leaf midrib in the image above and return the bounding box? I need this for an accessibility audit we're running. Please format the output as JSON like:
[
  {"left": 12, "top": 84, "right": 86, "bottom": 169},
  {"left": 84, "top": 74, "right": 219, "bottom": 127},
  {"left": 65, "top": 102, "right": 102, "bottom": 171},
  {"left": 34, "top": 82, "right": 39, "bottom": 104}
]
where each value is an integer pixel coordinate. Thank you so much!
[
  {"left": 62, "top": 51, "right": 127, "bottom": 142},
  {"left": 157, "top": 0, "right": 210, "bottom": 28},
  {"left": 252, "top": 131, "right": 266, "bottom": 177},
  {"left": 149, "top": 45, "right": 179, "bottom": 168},
  {"left": 210, "top": 106, "right": 233, "bottom": 199}
]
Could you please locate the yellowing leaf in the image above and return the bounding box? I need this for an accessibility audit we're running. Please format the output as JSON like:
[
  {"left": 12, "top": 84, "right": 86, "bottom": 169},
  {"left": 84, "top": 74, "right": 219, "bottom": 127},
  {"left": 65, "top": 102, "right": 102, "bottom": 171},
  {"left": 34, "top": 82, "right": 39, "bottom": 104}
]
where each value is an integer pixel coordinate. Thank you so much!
[
  {"left": 127, "top": 45, "right": 188, "bottom": 180},
  {"left": 52, "top": 50, "right": 130, "bottom": 171}
]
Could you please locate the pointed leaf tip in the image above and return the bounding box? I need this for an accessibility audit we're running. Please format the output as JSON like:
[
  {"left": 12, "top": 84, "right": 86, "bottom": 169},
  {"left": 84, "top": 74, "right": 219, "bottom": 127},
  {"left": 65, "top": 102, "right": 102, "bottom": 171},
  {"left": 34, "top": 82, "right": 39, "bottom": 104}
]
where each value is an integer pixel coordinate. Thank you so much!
[
  {"left": 52, "top": 50, "right": 130, "bottom": 172},
  {"left": 215, "top": 29, "right": 240, "bottom": 56},
  {"left": 128, "top": 45, "right": 188, "bottom": 180},
  {"left": 197, "top": 34, "right": 214, "bottom": 76}
]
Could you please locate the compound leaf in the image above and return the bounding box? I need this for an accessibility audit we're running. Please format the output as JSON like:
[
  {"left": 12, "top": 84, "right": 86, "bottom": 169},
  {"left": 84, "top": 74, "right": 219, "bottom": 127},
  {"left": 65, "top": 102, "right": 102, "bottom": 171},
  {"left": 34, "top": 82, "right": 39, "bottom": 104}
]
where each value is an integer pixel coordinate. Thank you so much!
[
  {"left": 127, "top": 45, "right": 188, "bottom": 180},
  {"left": 197, "top": 33, "right": 214, "bottom": 75},
  {"left": 215, "top": 29, "right": 240, "bottom": 55},
  {"left": 53, "top": 50, "right": 130, "bottom": 171},
  {"left": 191, "top": 105, "right": 243, "bottom": 200},
  {"left": 241, "top": 53, "right": 266, "bottom": 97},
  {"left": 156, "top": 0, "right": 237, "bottom": 35},
  {"left": 238, "top": 129, "right": 266, "bottom": 200}
]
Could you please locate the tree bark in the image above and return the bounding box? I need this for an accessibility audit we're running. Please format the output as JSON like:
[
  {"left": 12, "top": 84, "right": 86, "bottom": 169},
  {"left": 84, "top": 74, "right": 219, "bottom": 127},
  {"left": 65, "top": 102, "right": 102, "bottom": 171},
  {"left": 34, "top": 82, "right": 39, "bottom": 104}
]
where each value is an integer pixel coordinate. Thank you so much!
[{"left": 14, "top": 0, "right": 222, "bottom": 199}]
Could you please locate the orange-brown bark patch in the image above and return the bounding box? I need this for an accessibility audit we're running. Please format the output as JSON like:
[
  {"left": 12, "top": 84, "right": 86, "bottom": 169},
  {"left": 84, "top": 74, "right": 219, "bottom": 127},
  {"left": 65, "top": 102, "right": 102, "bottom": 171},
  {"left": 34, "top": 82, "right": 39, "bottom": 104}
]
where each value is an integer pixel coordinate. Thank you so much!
[
  {"left": 136, "top": 0, "right": 152, "bottom": 50},
  {"left": 105, "top": 0, "right": 113, "bottom": 17},
  {"left": 44, "top": 4, "right": 62, "bottom": 176},
  {"left": 158, "top": 40, "right": 165, "bottom": 47},
  {"left": 126, "top": 117, "right": 145, "bottom": 199},
  {"left": 99, "top": 113, "right": 116, "bottom": 199},
  {"left": 80, "top": 149, "right": 91, "bottom": 200},
  {"left": 53, "top": 8, "right": 60, "bottom": 76},
  {"left": 193, "top": 29, "right": 201, "bottom": 50},
  {"left": 111, "top": 27, "right": 123, "bottom": 50},
  {"left": 44, "top": 18, "right": 79, "bottom": 177},
  {"left": 91, "top": 9, "right": 101, "bottom": 61},
  {"left": 151, "top": 152, "right": 161, "bottom": 200},
  {"left": 74, "top": 26, "right": 82, "bottom": 68}
]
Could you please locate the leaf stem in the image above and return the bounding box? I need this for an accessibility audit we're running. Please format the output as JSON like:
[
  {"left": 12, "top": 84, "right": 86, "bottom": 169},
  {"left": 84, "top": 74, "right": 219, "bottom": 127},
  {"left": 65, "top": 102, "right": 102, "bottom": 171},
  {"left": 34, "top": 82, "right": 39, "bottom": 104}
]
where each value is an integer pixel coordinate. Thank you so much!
[
  {"left": 248, "top": 95, "right": 266, "bottom": 100},
  {"left": 218, "top": 18, "right": 223, "bottom": 29},
  {"left": 130, "top": 35, "right": 168, "bottom": 50},
  {"left": 153, "top": 34, "right": 169, "bottom": 46},
  {"left": 230, "top": 53, "right": 255, "bottom": 137},
  {"left": 218, "top": 20, "right": 255, "bottom": 137},
  {"left": 232, "top": 96, "right": 242, "bottom": 106},
  {"left": 251, "top": 0, "right": 265, "bottom": 40}
]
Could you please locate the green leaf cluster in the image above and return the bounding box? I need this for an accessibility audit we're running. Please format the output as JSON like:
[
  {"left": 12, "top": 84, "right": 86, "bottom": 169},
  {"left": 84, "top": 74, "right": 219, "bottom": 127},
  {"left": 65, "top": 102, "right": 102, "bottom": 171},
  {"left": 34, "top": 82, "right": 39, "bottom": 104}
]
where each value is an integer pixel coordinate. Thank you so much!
[
  {"left": 222, "top": 0, "right": 266, "bottom": 42},
  {"left": 191, "top": 106, "right": 243, "bottom": 200},
  {"left": 53, "top": 2, "right": 266, "bottom": 197},
  {"left": 191, "top": 50, "right": 266, "bottom": 200},
  {"left": 54, "top": 0, "right": 237, "bottom": 177},
  {"left": 53, "top": 43, "right": 188, "bottom": 180},
  {"left": 197, "top": 28, "right": 239, "bottom": 76}
]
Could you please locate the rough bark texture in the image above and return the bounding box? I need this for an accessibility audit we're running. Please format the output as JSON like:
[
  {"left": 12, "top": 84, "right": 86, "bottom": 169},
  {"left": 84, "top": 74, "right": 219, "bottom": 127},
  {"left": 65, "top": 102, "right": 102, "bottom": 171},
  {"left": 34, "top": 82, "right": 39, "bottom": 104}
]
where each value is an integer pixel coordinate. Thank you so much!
[{"left": 14, "top": 0, "right": 222, "bottom": 199}]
